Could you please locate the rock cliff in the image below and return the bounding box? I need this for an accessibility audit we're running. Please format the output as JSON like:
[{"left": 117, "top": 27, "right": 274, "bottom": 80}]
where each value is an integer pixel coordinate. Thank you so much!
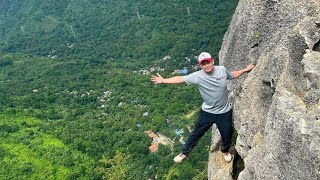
[{"left": 209, "top": 0, "right": 320, "bottom": 179}]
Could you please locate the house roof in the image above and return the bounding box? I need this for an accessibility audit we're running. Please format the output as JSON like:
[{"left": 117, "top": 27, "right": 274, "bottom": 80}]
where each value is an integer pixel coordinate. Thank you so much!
[
  {"left": 145, "top": 130, "right": 159, "bottom": 139},
  {"left": 149, "top": 142, "right": 161, "bottom": 153}
]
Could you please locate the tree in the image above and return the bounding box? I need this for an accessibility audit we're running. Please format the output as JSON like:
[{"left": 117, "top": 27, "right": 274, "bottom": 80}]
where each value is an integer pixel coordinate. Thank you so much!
[
  {"left": 96, "top": 151, "right": 129, "bottom": 180},
  {"left": 0, "top": 57, "right": 13, "bottom": 67},
  {"left": 165, "top": 167, "right": 180, "bottom": 180}
]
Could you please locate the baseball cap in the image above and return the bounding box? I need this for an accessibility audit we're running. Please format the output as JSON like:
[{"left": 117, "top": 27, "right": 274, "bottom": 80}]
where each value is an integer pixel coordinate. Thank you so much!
[{"left": 198, "top": 52, "right": 213, "bottom": 64}]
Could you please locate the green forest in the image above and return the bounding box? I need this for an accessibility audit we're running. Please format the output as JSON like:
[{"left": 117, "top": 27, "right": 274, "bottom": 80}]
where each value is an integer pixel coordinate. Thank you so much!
[{"left": 0, "top": 0, "right": 238, "bottom": 179}]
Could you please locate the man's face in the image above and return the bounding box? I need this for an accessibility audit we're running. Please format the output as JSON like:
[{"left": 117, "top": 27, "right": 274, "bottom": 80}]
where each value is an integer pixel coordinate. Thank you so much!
[{"left": 200, "top": 60, "right": 214, "bottom": 73}]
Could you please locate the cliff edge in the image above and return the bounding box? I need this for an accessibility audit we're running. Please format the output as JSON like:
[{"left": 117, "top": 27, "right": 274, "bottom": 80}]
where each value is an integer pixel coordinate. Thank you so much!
[{"left": 209, "top": 0, "right": 320, "bottom": 179}]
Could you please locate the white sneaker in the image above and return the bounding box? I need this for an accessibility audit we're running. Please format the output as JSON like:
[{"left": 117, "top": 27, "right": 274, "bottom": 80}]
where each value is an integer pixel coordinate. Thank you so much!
[
  {"left": 223, "top": 152, "right": 232, "bottom": 163},
  {"left": 173, "top": 153, "right": 187, "bottom": 163}
]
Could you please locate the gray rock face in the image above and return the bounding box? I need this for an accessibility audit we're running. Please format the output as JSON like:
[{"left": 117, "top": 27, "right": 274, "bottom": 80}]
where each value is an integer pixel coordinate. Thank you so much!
[{"left": 209, "top": 0, "right": 320, "bottom": 179}]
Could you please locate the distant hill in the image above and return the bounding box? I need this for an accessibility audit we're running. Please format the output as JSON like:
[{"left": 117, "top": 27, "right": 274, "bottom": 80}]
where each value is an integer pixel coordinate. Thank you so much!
[{"left": 0, "top": 0, "right": 238, "bottom": 66}]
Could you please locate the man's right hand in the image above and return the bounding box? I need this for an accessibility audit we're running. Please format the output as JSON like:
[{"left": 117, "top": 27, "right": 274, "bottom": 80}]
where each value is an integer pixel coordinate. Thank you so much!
[{"left": 151, "top": 73, "right": 164, "bottom": 84}]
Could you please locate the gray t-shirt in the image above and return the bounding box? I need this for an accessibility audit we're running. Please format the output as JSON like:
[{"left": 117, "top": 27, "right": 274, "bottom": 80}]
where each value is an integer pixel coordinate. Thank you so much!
[{"left": 183, "top": 66, "right": 233, "bottom": 114}]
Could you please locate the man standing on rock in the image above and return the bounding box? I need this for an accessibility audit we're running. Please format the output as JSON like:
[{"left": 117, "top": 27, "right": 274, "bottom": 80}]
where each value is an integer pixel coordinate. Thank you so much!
[{"left": 151, "top": 52, "right": 254, "bottom": 163}]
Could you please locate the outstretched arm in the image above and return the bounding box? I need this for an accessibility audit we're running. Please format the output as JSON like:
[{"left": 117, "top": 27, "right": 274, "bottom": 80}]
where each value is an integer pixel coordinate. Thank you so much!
[
  {"left": 231, "top": 64, "right": 255, "bottom": 78},
  {"left": 151, "top": 73, "right": 185, "bottom": 84}
]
